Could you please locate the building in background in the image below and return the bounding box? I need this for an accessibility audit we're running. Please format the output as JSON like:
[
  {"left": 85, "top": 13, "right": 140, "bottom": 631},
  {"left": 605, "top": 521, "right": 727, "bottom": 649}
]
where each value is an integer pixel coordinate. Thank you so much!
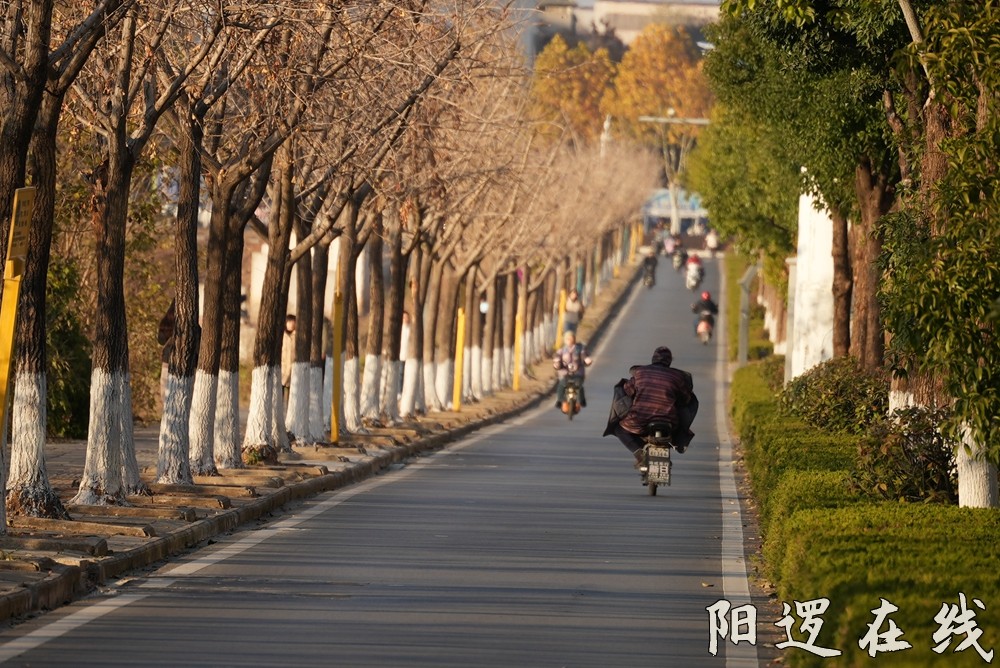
[{"left": 535, "top": 0, "right": 720, "bottom": 56}]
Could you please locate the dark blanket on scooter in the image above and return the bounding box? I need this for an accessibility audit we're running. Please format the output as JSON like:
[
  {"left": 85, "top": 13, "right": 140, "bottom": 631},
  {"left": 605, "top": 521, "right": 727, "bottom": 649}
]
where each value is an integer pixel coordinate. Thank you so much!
[{"left": 602, "top": 376, "right": 699, "bottom": 450}]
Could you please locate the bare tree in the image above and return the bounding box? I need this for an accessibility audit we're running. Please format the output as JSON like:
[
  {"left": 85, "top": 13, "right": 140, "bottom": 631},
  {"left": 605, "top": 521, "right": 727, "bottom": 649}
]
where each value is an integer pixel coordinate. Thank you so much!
[{"left": 70, "top": 1, "right": 223, "bottom": 505}]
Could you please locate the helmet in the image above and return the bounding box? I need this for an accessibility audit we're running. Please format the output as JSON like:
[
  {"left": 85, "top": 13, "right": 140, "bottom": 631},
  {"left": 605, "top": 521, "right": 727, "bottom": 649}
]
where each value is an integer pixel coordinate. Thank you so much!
[{"left": 701, "top": 291, "right": 711, "bottom": 301}]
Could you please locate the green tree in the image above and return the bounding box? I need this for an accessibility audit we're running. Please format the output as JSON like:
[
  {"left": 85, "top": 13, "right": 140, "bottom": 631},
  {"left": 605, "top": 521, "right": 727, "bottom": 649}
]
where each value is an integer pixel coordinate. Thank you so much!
[{"left": 879, "top": 0, "right": 1000, "bottom": 506}]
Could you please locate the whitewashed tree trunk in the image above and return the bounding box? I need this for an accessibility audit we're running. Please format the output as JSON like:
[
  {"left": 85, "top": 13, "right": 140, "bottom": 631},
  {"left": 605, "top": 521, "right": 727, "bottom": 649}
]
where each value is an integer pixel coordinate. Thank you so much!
[
  {"left": 72, "top": 369, "right": 127, "bottom": 505},
  {"left": 492, "top": 344, "right": 503, "bottom": 390},
  {"left": 461, "top": 347, "right": 472, "bottom": 401},
  {"left": 502, "top": 345, "right": 513, "bottom": 387},
  {"left": 188, "top": 369, "right": 220, "bottom": 475},
  {"left": 214, "top": 369, "right": 242, "bottom": 469},
  {"left": 381, "top": 359, "right": 403, "bottom": 424},
  {"left": 343, "top": 356, "right": 363, "bottom": 432},
  {"left": 307, "top": 367, "right": 326, "bottom": 442},
  {"left": 467, "top": 345, "right": 479, "bottom": 401},
  {"left": 435, "top": 360, "right": 453, "bottom": 410},
  {"left": 481, "top": 354, "right": 493, "bottom": 396},
  {"left": 400, "top": 358, "right": 421, "bottom": 418},
  {"left": 414, "top": 360, "right": 427, "bottom": 413},
  {"left": 156, "top": 374, "right": 194, "bottom": 484},
  {"left": 322, "top": 355, "right": 333, "bottom": 427},
  {"left": 9, "top": 373, "right": 67, "bottom": 516},
  {"left": 958, "top": 426, "right": 1000, "bottom": 508},
  {"left": 360, "top": 353, "right": 382, "bottom": 423},
  {"left": 243, "top": 365, "right": 273, "bottom": 450},
  {"left": 268, "top": 365, "right": 291, "bottom": 452},
  {"left": 285, "top": 361, "right": 310, "bottom": 439},
  {"left": 423, "top": 360, "right": 443, "bottom": 411},
  {"left": 119, "top": 378, "right": 146, "bottom": 495}
]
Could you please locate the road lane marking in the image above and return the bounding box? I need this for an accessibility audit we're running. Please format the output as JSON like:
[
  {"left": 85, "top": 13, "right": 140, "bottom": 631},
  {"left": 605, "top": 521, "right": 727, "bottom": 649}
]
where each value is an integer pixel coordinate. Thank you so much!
[
  {"left": 715, "top": 260, "right": 759, "bottom": 668},
  {"left": 0, "top": 594, "right": 148, "bottom": 662}
]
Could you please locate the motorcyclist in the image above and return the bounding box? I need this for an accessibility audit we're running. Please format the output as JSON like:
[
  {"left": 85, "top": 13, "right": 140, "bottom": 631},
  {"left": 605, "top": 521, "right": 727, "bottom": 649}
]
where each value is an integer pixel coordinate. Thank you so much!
[
  {"left": 602, "top": 346, "right": 698, "bottom": 464},
  {"left": 685, "top": 254, "right": 704, "bottom": 289},
  {"left": 553, "top": 330, "right": 593, "bottom": 412},
  {"left": 642, "top": 248, "right": 658, "bottom": 286},
  {"left": 691, "top": 290, "right": 718, "bottom": 334}
]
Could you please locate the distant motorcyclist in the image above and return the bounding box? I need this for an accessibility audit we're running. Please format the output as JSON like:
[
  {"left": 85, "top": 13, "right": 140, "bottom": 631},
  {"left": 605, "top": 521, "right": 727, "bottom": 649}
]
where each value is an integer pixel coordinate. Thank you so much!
[
  {"left": 602, "top": 346, "right": 698, "bottom": 464},
  {"left": 685, "top": 254, "right": 704, "bottom": 289},
  {"left": 642, "top": 248, "right": 658, "bottom": 286},
  {"left": 553, "top": 331, "right": 592, "bottom": 412},
  {"left": 692, "top": 290, "right": 718, "bottom": 335}
]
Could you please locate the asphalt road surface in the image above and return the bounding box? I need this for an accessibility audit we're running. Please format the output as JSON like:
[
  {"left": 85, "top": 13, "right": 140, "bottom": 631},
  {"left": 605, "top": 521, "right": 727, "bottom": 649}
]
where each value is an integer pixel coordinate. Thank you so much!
[{"left": 0, "top": 256, "right": 757, "bottom": 667}]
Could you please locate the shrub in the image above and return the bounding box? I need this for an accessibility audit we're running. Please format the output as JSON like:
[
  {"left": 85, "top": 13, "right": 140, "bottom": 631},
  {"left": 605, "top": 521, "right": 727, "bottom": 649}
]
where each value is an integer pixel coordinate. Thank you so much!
[
  {"left": 772, "top": 504, "right": 1000, "bottom": 668},
  {"left": 851, "top": 406, "right": 958, "bottom": 504},
  {"left": 779, "top": 356, "right": 887, "bottom": 434},
  {"left": 757, "top": 354, "right": 786, "bottom": 392}
]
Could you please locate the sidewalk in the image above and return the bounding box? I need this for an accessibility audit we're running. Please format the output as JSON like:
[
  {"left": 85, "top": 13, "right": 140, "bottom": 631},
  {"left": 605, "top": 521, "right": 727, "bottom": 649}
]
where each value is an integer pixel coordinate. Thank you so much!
[{"left": 0, "top": 264, "right": 641, "bottom": 625}]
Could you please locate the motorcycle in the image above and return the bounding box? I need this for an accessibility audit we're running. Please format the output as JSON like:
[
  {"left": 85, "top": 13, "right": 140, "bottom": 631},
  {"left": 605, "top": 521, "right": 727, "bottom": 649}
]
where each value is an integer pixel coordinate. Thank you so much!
[
  {"left": 671, "top": 249, "right": 687, "bottom": 272},
  {"left": 696, "top": 312, "right": 715, "bottom": 345},
  {"left": 636, "top": 422, "right": 674, "bottom": 495},
  {"left": 685, "top": 263, "right": 704, "bottom": 291},
  {"left": 562, "top": 376, "right": 583, "bottom": 420},
  {"left": 642, "top": 267, "right": 655, "bottom": 289}
]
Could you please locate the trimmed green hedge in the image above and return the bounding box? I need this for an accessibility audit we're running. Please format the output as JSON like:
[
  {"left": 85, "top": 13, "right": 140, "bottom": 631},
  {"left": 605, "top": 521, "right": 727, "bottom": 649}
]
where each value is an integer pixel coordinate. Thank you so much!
[
  {"left": 730, "top": 360, "right": 1000, "bottom": 668},
  {"left": 774, "top": 505, "right": 1000, "bottom": 668}
]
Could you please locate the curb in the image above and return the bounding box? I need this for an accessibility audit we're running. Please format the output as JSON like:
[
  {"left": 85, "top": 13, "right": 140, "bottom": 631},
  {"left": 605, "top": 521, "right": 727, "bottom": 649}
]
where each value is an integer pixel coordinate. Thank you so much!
[{"left": 0, "top": 263, "right": 642, "bottom": 625}]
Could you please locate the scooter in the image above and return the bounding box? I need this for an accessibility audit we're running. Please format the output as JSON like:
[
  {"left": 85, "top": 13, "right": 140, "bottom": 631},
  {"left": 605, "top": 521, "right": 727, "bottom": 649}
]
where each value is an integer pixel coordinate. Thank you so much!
[
  {"left": 685, "top": 264, "right": 704, "bottom": 291},
  {"left": 637, "top": 422, "right": 674, "bottom": 495},
  {"left": 562, "top": 376, "right": 583, "bottom": 420},
  {"left": 697, "top": 312, "right": 715, "bottom": 345},
  {"left": 671, "top": 249, "right": 687, "bottom": 272},
  {"left": 642, "top": 268, "right": 655, "bottom": 289}
]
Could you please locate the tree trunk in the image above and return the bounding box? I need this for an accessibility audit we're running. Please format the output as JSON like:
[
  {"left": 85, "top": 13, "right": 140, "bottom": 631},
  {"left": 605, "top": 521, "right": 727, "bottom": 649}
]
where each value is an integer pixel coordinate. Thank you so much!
[
  {"left": 0, "top": 0, "right": 51, "bottom": 284},
  {"left": 465, "top": 267, "right": 479, "bottom": 402},
  {"left": 480, "top": 275, "right": 498, "bottom": 397},
  {"left": 433, "top": 265, "right": 461, "bottom": 409},
  {"left": 338, "top": 198, "right": 365, "bottom": 432},
  {"left": 72, "top": 136, "right": 145, "bottom": 505},
  {"left": 214, "top": 222, "right": 245, "bottom": 468},
  {"left": 188, "top": 187, "right": 230, "bottom": 476},
  {"left": 308, "top": 236, "right": 331, "bottom": 442},
  {"left": 380, "top": 209, "right": 406, "bottom": 423},
  {"left": 9, "top": 92, "right": 69, "bottom": 519},
  {"left": 400, "top": 243, "right": 426, "bottom": 418},
  {"left": 422, "top": 258, "right": 445, "bottom": 410},
  {"left": 361, "top": 214, "right": 385, "bottom": 425},
  {"left": 502, "top": 273, "right": 516, "bottom": 387},
  {"left": 243, "top": 154, "right": 294, "bottom": 462},
  {"left": 830, "top": 206, "right": 852, "bottom": 358},
  {"left": 156, "top": 98, "right": 202, "bottom": 484},
  {"left": 850, "top": 159, "right": 890, "bottom": 370},
  {"left": 286, "top": 218, "right": 313, "bottom": 441}
]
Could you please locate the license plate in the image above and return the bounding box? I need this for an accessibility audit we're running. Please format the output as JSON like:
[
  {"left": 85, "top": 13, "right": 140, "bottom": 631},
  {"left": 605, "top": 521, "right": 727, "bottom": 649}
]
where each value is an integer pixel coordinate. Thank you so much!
[{"left": 646, "top": 447, "right": 671, "bottom": 483}]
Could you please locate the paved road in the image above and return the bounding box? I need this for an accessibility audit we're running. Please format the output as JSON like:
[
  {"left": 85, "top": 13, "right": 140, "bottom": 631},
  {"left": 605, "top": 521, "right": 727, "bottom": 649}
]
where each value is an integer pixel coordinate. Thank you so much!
[{"left": 0, "top": 256, "right": 756, "bottom": 667}]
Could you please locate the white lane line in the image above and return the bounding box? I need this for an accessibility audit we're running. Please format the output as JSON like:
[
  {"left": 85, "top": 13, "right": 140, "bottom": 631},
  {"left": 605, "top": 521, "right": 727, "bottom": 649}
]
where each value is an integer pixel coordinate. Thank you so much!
[
  {"left": 715, "top": 259, "right": 759, "bottom": 667},
  {"left": 0, "top": 594, "right": 148, "bottom": 662},
  {"left": 0, "top": 463, "right": 427, "bottom": 662}
]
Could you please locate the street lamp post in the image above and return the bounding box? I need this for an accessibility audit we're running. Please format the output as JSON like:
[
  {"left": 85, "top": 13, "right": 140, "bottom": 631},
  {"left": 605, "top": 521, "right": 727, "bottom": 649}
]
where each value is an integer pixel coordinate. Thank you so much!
[{"left": 638, "top": 113, "right": 710, "bottom": 236}]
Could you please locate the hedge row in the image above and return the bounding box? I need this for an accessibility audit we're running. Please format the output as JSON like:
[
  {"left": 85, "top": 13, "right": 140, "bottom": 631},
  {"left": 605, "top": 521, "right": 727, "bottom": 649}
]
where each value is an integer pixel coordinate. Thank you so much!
[{"left": 730, "top": 361, "right": 1000, "bottom": 667}]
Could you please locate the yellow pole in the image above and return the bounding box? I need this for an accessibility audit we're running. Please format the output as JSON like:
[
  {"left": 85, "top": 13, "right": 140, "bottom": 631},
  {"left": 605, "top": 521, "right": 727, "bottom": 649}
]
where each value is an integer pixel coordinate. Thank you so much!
[
  {"left": 555, "top": 289, "right": 566, "bottom": 351},
  {"left": 330, "top": 291, "right": 343, "bottom": 444},
  {"left": 513, "top": 312, "right": 523, "bottom": 391},
  {"left": 452, "top": 308, "right": 466, "bottom": 411},
  {"left": 0, "top": 188, "right": 34, "bottom": 448}
]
